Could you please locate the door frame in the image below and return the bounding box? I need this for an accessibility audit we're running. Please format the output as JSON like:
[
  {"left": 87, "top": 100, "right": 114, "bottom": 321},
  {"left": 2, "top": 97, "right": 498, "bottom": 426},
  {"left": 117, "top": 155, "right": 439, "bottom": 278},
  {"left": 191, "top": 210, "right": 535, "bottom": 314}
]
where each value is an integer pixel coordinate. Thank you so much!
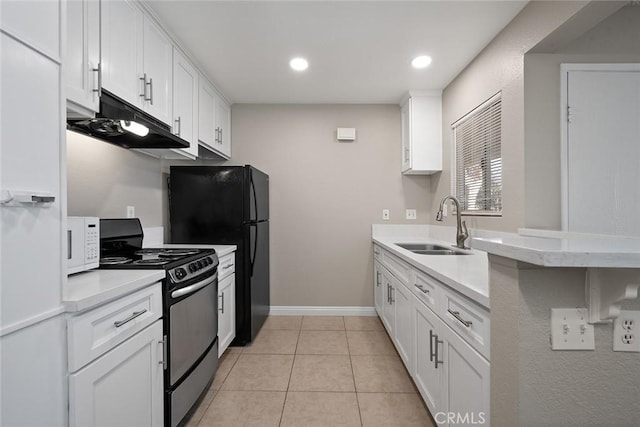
[{"left": 559, "top": 63, "right": 640, "bottom": 231}]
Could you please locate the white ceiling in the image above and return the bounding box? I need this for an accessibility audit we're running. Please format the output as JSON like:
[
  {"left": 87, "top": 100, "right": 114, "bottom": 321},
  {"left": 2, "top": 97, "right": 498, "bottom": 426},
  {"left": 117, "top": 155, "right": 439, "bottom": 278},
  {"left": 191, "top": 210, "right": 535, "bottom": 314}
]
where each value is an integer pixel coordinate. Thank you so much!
[{"left": 147, "top": 1, "right": 528, "bottom": 104}]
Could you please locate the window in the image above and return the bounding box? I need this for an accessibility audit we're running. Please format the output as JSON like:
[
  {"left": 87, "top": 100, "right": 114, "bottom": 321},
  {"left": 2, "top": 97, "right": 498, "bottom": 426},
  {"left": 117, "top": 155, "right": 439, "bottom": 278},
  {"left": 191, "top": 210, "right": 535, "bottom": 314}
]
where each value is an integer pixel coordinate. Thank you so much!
[{"left": 453, "top": 93, "right": 502, "bottom": 215}]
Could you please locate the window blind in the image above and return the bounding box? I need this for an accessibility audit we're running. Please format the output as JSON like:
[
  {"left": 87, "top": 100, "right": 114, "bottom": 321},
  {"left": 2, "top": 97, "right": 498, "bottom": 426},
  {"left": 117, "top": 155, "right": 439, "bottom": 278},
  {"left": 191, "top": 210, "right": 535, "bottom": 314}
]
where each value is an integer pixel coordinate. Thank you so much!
[{"left": 453, "top": 94, "right": 502, "bottom": 214}]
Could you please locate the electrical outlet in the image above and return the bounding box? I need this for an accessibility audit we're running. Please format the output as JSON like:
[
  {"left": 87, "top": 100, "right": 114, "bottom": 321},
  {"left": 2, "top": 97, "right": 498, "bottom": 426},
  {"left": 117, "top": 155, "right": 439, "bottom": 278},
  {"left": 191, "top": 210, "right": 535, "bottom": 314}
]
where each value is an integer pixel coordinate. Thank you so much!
[
  {"left": 126, "top": 206, "right": 135, "bottom": 218},
  {"left": 613, "top": 310, "right": 640, "bottom": 352},
  {"left": 382, "top": 209, "right": 390, "bottom": 221},
  {"left": 406, "top": 209, "right": 417, "bottom": 220}
]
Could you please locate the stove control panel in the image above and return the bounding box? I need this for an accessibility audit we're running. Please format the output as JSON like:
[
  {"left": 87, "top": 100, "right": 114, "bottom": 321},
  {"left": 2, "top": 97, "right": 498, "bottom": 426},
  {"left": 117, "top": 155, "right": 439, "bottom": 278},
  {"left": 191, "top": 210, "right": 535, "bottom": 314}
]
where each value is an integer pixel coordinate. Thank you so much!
[{"left": 168, "top": 254, "right": 218, "bottom": 284}]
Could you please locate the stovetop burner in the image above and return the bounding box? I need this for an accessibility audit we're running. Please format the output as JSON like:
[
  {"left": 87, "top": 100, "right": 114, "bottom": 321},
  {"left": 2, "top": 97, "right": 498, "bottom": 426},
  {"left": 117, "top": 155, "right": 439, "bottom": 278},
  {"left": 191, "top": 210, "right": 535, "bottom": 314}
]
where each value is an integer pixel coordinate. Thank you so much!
[
  {"left": 132, "top": 258, "right": 171, "bottom": 265},
  {"left": 133, "top": 248, "right": 201, "bottom": 258},
  {"left": 100, "top": 256, "right": 132, "bottom": 265}
]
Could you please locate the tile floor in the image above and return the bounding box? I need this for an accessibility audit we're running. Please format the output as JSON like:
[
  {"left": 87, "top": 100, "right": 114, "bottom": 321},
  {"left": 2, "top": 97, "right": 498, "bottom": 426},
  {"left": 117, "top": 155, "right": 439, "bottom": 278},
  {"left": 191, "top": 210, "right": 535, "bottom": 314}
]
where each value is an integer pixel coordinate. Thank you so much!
[{"left": 185, "top": 316, "right": 436, "bottom": 427}]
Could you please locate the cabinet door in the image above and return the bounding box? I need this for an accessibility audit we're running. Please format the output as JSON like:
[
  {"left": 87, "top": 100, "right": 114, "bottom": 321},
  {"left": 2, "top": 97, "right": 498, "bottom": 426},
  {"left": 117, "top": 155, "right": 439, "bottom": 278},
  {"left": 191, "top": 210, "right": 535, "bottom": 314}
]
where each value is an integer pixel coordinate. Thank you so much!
[
  {"left": 65, "top": 0, "right": 100, "bottom": 116},
  {"left": 215, "top": 96, "right": 231, "bottom": 158},
  {"left": 198, "top": 77, "right": 216, "bottom": 149},
  {"left": 381, "top": 269, "right": 395, "bottom": 335},
  {"left": 394, "top": 281, "right": 413, "bottom": 372},
  {"left": 374, "top": 261, "right": 384, "bottom": 317},
  {"left": 101, "top": 0, "right": 143, "bottom": 107},
  {"left": 218, "top": 272, "right": 236, "bottom": 356},
  {"left": 172, "top": 48, "right": 198, "bottom": 158},
  {"left": 69, "top": 320, "right": 164, "bottom": 427},
  {"left": 441, "top": 322, "right": 490, "bottom": 427},
  {"left": 142, "top": 17, "right": 172, "bottom": 125},
  {"left": 413, "top": 296, "right": 443, "bottom": 418},
  {"left": 401, "top": 100, "right": 411, "bottom": 172}
]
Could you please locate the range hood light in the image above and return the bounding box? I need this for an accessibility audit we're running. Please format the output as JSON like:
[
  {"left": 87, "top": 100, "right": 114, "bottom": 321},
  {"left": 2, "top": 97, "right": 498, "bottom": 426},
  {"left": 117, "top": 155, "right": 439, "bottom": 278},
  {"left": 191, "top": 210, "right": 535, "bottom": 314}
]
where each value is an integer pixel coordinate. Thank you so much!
[{"left": 120, "top": 120, "right": 149, "bottom": 137}]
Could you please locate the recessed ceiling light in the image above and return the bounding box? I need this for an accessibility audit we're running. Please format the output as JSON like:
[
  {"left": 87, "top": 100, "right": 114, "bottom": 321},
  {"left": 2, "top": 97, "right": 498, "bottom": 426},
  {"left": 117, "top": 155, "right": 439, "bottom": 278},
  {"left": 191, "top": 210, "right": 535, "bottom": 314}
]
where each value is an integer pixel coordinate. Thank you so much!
[
  {"left": 411, "top": 55, "right": 432, "bottom": 69},
  {"left": 289, "top": 57, "right": 309, "bottom": 71}
]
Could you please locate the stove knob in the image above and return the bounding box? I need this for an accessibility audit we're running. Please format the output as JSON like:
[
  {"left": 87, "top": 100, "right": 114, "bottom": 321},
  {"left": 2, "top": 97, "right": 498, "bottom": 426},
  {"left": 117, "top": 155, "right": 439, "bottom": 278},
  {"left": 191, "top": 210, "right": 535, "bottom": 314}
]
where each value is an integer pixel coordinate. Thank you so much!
[
  {"left": 195, "top": 260, "right": 202, "bottom": 269},
  {"left": 204, "top": 257, "right": 211, "bottom": 265},
  {"left": 175, "top": 268, "right": 187, "bottom": 280},
  {"left": 189, "top": 263, "right": 197, "bottom": 273}
]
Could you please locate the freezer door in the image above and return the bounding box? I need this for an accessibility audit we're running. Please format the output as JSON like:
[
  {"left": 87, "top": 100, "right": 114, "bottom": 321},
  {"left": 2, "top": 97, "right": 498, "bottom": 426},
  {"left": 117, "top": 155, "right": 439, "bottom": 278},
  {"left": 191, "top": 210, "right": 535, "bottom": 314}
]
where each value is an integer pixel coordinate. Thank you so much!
[{"left": 248, "top": 220, "right": 270, "bottom": 340}]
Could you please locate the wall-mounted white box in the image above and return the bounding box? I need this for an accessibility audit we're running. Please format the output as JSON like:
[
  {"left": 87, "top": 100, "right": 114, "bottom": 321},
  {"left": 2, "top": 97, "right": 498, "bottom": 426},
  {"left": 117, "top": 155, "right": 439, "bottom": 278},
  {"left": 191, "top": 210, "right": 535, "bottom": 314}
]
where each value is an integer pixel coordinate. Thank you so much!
[{"left": 337, "top": 128, "right": 356, "bottom": 141}]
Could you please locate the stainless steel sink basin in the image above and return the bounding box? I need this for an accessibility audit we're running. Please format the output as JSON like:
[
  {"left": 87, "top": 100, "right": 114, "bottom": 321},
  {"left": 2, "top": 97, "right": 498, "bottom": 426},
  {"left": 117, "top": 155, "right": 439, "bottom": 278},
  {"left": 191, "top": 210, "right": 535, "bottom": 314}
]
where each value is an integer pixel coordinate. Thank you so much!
[
  {"left": 395, "top": 243, "right": 451, "bottom": 251},
  {"left": 395, "top": 243, "right": 471, "bottom": 256}
]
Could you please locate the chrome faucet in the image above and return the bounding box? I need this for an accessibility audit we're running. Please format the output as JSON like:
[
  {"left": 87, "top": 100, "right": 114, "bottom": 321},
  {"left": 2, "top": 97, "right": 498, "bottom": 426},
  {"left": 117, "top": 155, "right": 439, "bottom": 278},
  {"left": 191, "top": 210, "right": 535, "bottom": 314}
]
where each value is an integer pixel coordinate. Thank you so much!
[{"left": 436, "top": 195, "right": 469, "bottom": 250}]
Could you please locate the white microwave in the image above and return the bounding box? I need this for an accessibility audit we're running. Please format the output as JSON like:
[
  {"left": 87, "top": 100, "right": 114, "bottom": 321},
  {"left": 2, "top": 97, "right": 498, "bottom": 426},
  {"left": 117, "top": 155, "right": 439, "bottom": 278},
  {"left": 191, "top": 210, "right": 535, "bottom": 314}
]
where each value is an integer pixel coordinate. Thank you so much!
[{"left": 67, "top": 217, "right": 100, "bottom": 274}]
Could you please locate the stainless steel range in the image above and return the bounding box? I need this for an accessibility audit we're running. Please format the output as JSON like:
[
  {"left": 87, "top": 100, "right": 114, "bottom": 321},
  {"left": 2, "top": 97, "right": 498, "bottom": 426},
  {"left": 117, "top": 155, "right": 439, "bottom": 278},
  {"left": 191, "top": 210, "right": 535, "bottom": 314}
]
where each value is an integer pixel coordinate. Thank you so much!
[{"left": 99, "top": 218, "right": 219, "bottom": 427}]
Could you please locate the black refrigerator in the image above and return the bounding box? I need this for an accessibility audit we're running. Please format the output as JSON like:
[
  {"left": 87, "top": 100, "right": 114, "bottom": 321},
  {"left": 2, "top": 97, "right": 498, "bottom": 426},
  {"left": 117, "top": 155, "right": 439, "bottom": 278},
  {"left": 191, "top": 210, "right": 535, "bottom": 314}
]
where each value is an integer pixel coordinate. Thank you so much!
[{"left": 169, "top": 165, "right": 269, "bottom": 345}]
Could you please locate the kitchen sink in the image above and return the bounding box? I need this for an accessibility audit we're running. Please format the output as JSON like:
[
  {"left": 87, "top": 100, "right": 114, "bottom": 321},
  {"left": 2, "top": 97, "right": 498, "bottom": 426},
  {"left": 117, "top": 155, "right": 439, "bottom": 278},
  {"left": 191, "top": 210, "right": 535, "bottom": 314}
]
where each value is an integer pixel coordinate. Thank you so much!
[{"left": 394, "top": 243, "right": 471, "bottom": 256}]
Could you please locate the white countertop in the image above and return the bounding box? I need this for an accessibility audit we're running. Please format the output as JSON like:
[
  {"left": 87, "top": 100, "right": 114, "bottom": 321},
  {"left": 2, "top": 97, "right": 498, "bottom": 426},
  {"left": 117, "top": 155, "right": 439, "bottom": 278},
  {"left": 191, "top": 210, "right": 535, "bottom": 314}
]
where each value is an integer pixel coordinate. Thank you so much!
[
  {"left": 158, "top": 244, "right": 237, "bottom": 257},
  {"left": 472, "top": 235, "right": 640, "bottom": 268},
  {"left": 64, "top": 270, "right": 165, "bottom": 313},
  {"left": 373, "top": 235, "right": 489, "bottom": 309}
]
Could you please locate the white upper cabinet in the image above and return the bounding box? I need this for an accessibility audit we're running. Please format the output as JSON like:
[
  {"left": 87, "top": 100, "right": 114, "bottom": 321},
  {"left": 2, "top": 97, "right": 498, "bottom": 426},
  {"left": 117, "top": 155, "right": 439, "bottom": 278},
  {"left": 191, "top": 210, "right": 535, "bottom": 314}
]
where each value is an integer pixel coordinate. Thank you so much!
[
  {"left": 0, "top": 0, "right": 61, "bottom": 60},
  {"left": 101, "top": 0, "right": 144, "bottom": 108},
  {"left": 101, "top": 0, "right": 172, "bottom": 125},
  {"left": 142, "top": 16, "right": 173, "bottom": 125},
  {"left": 65, "top": 0, "right": 100, "bottom": 117},
  {"left": 401, "top": 91, "right": 442, "bottom": 175},
  {"left": 198, "top": 76, "right": 216, "bottom": 149},
  {"left": 170, "top": 48, "right": 199, "bottom": 158},
  {"left": 198, "top": 77, "right": 231, "bottom": 159}
]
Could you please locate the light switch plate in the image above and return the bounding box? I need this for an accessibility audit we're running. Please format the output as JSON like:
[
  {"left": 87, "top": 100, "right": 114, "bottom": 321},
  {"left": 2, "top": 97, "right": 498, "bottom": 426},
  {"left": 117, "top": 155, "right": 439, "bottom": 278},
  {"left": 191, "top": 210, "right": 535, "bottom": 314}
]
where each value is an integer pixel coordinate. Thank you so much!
[{"left": 551, "top": 308, "right": 595, "bottom": 350}]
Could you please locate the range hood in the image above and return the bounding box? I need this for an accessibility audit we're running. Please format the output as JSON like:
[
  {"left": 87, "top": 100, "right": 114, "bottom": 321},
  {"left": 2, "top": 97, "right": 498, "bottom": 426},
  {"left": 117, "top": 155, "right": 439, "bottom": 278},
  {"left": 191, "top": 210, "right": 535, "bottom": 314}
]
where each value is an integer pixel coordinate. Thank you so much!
[{"left": 67, "top": 90, "right": 188, "bottom": 150}]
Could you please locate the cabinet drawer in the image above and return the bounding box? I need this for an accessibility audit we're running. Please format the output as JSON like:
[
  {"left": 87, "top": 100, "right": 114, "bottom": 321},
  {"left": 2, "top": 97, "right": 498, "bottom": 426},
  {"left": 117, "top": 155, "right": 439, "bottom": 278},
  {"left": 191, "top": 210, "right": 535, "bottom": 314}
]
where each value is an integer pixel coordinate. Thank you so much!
[
  {"left": 411, "top": 270, "right": 439, "bottom": 313},
  {"left": 68, "top": 283, "right": 163, "bottom": 372},
  {"left": 381, "top": 249, "right": 410, "bottom": 285},
  {"left": 218, "top": 252, "right": 235, "bottom": 279},
  {"left": 441, "top": 287, "right": 490, "bottom": 360}
]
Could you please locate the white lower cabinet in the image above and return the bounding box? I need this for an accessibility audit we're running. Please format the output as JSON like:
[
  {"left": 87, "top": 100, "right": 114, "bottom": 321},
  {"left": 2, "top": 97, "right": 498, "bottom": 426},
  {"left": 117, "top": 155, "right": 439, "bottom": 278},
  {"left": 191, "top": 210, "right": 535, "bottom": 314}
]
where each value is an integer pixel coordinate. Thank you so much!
[
  {"left": 217, "top": 252, "right": 236, "bottom": 356},
  {"left": 374, "top": 244, "right": 490, "bottom": 426},
  {"left": 69, "top": 320, "right": 164, "bottom": 427},
  {"left": 67, "top": 283, "right": 164, "bottom": 427}
]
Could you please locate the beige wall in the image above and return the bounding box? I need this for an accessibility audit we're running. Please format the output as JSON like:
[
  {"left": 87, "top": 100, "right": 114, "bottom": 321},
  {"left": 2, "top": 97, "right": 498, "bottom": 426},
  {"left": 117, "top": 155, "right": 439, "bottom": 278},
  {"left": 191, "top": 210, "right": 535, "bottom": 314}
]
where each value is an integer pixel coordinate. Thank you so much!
[
  {"left": 523, "top": 6, "right": 640, "bottom": 229},
  {"left": 67, "top": 131, "right": 166, "bottom": 227},
  {"left": 223, "top": 104, "right": 430, "bottom": 306},
  {"left": 432, "top": 1, "right": 592, "bottom": 232}
]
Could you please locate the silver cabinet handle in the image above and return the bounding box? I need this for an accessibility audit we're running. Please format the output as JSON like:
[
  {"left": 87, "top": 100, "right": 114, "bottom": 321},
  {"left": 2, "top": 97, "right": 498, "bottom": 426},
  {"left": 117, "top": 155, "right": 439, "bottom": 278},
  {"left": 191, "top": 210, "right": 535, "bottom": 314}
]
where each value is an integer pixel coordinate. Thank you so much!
[
  {"left": 376, "top": 271, "right": 381, "bottom": 287},
  {"left": 148, "top": 77, "right": 153, "bottom": 105},
  {"left": 114, "top": 309, "right": 147, "bottom": 328},
  {"left": 140, "top": 73, "right": 148, "bottom": 100},
  {"left": 159, "top": 335, "right": 167, "bottom": 369},
  {"left": 174, "top": 116, "right": 181, "bottom": 136},
  {"left": 219, "top": 291, "right": 225, "bottom": 313},
  {"left": 374, "top": 250, "right": 380, "bottom": 255},
  {"left": 447, "top": 309, "right": 473, "bottom": 327},
  {"left": 92, "top": 62, "right": 102, "bottom": 97},
  {"left": 415, "top": 283, "right": 430, "bottom": 294},
  {"left": 434, "top": 333, "right": 443, "bottom": 369},
  {"left": 429, "top": 329, "right": 435, "bottom": 362},
  {"left": 222, "top": 264, "right": 233, "bottom": 270}
]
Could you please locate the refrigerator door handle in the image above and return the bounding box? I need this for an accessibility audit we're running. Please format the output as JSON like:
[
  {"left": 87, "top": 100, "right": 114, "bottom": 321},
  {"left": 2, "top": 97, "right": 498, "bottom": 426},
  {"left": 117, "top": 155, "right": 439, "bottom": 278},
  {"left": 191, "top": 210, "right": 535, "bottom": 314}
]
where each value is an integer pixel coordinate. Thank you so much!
[
  {"left": 249, "top": 223, "right": 258, "bottom": 277},
  {"left": 250, "top": 168, "right": 258, "bottom": 223}
]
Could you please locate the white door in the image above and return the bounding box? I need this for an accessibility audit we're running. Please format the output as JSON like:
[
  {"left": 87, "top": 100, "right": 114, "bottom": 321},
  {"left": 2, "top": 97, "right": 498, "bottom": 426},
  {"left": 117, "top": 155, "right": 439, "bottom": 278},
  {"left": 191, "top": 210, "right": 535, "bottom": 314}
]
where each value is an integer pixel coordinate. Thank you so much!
[
  {"left": 441, "top": 322, "right": 490, "bottom": 427},
  {"left": 374, "top": 261, "right": 384, "bottom": 317},
  {"left": 394, "top": 281, "right": 413, "bottom": 371},
  {"left": 565, "top": 67, "right": 640, "bottom": 236},
  {"left": 65, "top": 0, "right": 100, "bottom": 115},
  {"left": 381, "top": 269, "right": 395, "bottom": 335},
  {"left": 172, "top": 49, "right": 198, "bottom": 157},
  {"left": 101, "top": 0, "right": 143, "bottom": 107},
  {"left": 198, "top": 78, "right": 216, "bottom": 149},
  {"left": 69, "top": 321, "right": 164, "bottom": 427},
  {"left": 142, "top": 17, "right": 172, "bottom": 125},
  {"left": 413, "top": 296, "right": 443, "bottom": 419},
  {"left": 218, "top": 273, "right": 236, "bottom": 356}
]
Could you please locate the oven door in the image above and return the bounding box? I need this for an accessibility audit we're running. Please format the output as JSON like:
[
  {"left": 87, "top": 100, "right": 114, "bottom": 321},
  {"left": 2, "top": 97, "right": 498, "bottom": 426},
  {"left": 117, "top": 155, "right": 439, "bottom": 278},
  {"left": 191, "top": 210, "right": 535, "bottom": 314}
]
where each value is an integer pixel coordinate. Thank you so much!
[{"left": 168, "top": 271, "right": 218, "bottom": 385}]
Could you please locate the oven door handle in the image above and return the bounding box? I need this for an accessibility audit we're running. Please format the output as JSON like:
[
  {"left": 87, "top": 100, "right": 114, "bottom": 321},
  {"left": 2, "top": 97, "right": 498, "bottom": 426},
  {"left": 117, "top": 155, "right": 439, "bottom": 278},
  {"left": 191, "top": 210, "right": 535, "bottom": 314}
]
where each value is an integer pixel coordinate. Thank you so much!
[{"left": 171, "top": 272, "right": 218, "bottom": 299}]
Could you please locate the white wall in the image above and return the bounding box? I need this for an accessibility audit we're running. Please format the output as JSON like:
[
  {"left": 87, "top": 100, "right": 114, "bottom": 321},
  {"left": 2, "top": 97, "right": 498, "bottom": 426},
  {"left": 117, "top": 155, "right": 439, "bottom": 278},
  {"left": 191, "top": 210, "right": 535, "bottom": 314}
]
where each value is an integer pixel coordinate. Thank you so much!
[{"left": 218, "top": 104, "right": 430, "bottom": 307}]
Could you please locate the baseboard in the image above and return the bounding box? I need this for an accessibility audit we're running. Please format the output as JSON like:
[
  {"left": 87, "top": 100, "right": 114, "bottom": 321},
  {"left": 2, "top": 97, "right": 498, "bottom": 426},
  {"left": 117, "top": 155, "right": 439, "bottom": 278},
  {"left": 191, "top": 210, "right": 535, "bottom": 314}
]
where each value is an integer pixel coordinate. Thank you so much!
[{"left": 269, "top": 306, "right": 377, "bottom": 316}]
